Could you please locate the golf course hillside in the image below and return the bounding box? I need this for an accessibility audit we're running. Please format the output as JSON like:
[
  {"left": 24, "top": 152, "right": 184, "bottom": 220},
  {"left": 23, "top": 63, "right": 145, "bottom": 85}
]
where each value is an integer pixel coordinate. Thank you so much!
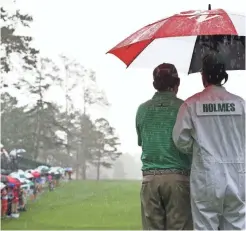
[{"left": 1, "top": 180, "right": 141, "bottom": 230}]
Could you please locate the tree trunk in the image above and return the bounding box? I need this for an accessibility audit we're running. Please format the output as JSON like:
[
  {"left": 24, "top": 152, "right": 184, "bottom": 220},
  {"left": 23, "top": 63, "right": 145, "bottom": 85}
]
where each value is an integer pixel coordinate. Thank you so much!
[
  {"left": 75, "top": 151, "right": 79, "bottom": 180},
  {"left": 66, "top": 135, "right": 70, "bottom": 156},
  {"left": 75, "top": 166, "right": 79, "bottom": 180},
  {"left": 34, "top": 75, "right": 43, "bottom": 161},
  {"left": 34, "top": 110, "right": 41, "bottom": 160},
  {"left": 96, "top": 158, "right": 101, "bottom": 181},
  {"left": 81, "top": 160, "right": 87, "bottom": 180}
]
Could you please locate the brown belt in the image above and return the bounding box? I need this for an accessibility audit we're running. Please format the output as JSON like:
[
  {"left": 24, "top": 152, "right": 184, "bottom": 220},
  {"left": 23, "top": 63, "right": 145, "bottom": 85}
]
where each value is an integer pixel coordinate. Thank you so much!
[{"left": 142, "top": 169, "right": 190, "bottom": 176}]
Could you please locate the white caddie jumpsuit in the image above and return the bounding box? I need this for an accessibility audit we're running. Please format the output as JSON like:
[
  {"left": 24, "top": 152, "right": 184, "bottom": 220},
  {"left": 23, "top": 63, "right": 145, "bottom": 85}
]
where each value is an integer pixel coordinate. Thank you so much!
[{"left": 172, "top": 85, "right": 245, "bottom": 230}]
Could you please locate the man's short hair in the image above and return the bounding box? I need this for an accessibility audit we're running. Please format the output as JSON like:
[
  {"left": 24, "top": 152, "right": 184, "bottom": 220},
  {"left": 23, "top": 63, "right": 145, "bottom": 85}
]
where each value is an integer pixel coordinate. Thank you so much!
[{"left": 153, "top": 63, "right": 180, "bottom": 91}]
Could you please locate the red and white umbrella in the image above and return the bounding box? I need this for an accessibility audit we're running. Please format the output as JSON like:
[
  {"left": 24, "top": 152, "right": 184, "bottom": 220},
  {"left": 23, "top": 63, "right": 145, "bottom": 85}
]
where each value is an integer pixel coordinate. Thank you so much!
[
  {"left": 31, "top": 171, "right": 40, "bottom": 178},
  {"left": 107, "top": 9, "right": 245, "bottom": 73}
]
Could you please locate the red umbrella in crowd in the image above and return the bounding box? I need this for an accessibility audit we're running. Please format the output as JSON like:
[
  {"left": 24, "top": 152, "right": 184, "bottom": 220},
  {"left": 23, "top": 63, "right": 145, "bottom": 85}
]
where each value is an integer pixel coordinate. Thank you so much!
[
  {"left": 0, "top": 175, "right": 21, "bottom": 186},
  {"left": 107, "top": 7, "right": 245, "bottom": 73},
  {"left": 8, "top": 177, "right": 21, "bottom": 186},
  {"left": 31, "top": 171, "right": 40, "bottom": 178}
]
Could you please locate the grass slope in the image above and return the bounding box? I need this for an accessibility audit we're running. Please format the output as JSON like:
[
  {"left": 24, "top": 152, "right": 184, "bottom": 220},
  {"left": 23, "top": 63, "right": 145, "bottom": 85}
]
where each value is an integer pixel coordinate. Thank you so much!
[{"left": 2, "top": 180, "right": 141, "bottom": 230}]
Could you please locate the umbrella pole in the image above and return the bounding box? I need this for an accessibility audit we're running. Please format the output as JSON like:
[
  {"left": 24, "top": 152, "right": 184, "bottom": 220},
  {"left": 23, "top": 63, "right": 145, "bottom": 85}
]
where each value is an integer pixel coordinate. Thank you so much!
[{"left": 208, "top": 4, "right": 211, "bottom": 10}]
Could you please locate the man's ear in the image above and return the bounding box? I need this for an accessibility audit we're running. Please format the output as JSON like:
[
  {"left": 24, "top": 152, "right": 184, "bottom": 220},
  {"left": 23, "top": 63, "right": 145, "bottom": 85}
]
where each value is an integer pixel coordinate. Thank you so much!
[
  {"left": 153, "top": 81, "right": 157, "bottom": 90},
  {"left": 174, "top": 85, "right": 179, "bottom": 95},
  {"left": 176, "top": 77, "right": 180, "bottom": 87}
]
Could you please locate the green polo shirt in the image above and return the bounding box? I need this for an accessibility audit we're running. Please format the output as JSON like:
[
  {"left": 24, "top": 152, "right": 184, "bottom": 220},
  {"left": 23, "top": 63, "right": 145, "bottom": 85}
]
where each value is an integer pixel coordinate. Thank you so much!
[{"left": 136, "top": 91, "right": 191, "bottom": 171}]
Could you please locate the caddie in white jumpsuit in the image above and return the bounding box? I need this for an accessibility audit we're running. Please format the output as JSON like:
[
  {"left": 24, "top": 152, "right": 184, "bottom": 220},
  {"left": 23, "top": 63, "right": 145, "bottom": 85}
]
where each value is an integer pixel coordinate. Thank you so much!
[{"left": 172, "top": 53, "right": 245, "bottom": 230}]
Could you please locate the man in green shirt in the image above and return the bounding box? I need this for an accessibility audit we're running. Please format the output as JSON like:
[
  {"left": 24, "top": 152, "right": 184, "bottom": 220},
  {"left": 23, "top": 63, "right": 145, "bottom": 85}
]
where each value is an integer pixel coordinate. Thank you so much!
[{"left": 136, "top": 63, "right": 193, "bottom": 230}]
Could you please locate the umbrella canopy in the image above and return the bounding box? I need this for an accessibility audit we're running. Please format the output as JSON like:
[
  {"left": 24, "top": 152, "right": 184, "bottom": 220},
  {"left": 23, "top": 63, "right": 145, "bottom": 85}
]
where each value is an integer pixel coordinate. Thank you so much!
[
  {"left": 24, "top": 170, "right": 35, "bottom": 177},
  {"left": 20, "top": 183, "right": 32, "bottom": 191},
  {"left": 36, "top": 165, "right": 50, "bottom": 173},
  {"left": 188, "top": 35, "right": 245, "bottom": 73},
  {"left": 65, "top": 167, "right": 73, "bottom": 172},
  {"left": 17, "top": 169, "right": 25, "bottom": 174},
  {"left": 48, "top": 167, "right": 64, "bottom": 175},
  {"left": 9, "top": 172, "right": 20, "bottom": 178},
  {"left": 31, "top": 171, "right": 41, "bottom": 178},
  {"left": 18, "top": 178, "right": 26, "bottom": 183},
  {"left": 34, "top": 168, "right": 41, "bottom": 173},
  {"left": 0, "top": 175, "right": 21, "bottom": 186},
  {"left": 48, "top": 169, "right": 58, "bottom": 174},
  {"left": 20, "top": 184, "right": 29, "bottom": 189},
  {"left": 0, "top": 182, "right": 6, "bottom": 190},
  {"left": 9, "top": 172, "right": 26, "bottom": 183},
  {"left": 49, "top": 167, "right": 60, "bottom": 172},
  {"left": 48, "top": 170, "right": 59, "bottom": 175},
  {"left": 10, "top": 177, "right": 21, "bottom": 186},
  {"left": 16, "top": 170, "right": 26, "bottom": 179},
  {"left": 23, "top": 179, "right": 34, "bottom": 186},
  {"left": 58, "top": 167, "right": 65, "bottom": 174},
  {"left": 24, "top": 172, "right": 33, "bottom": 179},
  {"left": 107, "top": 9, "right": 245, "bottom": 73}
]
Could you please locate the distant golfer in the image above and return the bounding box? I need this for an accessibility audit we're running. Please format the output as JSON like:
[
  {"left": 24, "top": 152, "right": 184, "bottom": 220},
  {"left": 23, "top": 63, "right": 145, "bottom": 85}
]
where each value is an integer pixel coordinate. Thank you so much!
[
  {"left": 136, "top": 63, "right": 193, "bottom": 230},
  {"left": 173, "top": 53, "right": 245, "bottom": 230}
]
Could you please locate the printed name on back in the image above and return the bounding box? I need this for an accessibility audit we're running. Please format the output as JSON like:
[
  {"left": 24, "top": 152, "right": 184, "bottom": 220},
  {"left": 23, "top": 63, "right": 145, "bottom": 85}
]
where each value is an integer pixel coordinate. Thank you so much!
[{"left": 196, "top": 101, "right": 243, "bottom": 116}]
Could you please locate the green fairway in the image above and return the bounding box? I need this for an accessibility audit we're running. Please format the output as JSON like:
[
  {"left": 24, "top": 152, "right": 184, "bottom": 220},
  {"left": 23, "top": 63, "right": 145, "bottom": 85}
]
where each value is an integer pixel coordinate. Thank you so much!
[{"left": 1, "top": 180, "right": 141, "bottom": 230}]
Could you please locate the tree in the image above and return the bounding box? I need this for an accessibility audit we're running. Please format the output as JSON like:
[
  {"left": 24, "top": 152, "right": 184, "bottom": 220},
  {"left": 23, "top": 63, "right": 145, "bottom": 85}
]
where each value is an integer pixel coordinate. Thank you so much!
[
  {"left": 55, "top": 110, "right": 101, "bottom": 180},
  {"left": 92, "top": 118, "right": 122, "bottom": 180},
  {"left": 82, "top": 69, "right": 109, "bottom": 113},
  {"left": 59, "top": 55, "right": 109, "bottom": 114},
  {"left": 54, "top": 111, "right": 77, "bottom": 167},
  {"left": 58, "top": 57, "right": 110, "bottom": 179},
  {"left": 20, "top": 57, "right": 62, "bottom": 160},
  {"left": 68, "top": 113, "right": 98, "bottom": 180},
  {"left": 1, "top": 92, "right": 29, "bottom": 152},
  {"left": 1, "top": 39, "right": 123, "bottom": 176},
  {"left": 59, "top": 55, "right": 80, "bottom": 163},
  {"left": 78, "top": 69, "right": 110, "bottom": 179},
  {"left": 1, "top": 91, "right": 70, "bottom": 165},
  {"left": 1, "top": 4, "right": 39, "bottom": 75}
]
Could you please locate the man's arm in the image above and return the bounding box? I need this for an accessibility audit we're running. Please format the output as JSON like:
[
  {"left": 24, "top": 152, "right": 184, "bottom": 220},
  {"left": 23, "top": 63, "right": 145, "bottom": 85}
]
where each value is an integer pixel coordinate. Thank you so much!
[
  {"left": 136, "top": 106, "right": 142, "bottom": 147},
  {"left": 172, "top": 102, "right": 194, "bottom": 154}
]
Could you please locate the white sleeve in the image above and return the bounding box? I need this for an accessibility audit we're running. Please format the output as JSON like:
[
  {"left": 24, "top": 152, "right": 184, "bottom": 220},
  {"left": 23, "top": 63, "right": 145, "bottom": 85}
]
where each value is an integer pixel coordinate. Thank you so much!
[{"left": 172, "top": 102, "right": 194, "bottom": 154}]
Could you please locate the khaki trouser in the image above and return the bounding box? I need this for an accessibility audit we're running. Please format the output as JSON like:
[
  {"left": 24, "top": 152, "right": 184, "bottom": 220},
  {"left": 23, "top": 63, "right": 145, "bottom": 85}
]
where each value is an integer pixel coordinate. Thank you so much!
[{"left": 141, "top": 173, "right": 193, "bottom": 230}]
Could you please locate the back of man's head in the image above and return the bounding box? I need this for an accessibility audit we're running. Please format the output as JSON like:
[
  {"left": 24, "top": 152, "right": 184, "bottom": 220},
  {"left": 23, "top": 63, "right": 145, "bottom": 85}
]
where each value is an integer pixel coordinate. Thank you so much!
[
  {"left": 153, "top": 63, "right": 180, "bottom": 91},
  {"left": 202, "top": 53, "right": 228, "bottom": 86}
]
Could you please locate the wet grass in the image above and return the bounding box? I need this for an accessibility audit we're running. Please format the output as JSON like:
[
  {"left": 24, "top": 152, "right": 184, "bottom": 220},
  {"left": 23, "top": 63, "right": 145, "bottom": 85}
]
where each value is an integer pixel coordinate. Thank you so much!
[{"left": 1, "top": 180, "right": 141, "bottom": 230}]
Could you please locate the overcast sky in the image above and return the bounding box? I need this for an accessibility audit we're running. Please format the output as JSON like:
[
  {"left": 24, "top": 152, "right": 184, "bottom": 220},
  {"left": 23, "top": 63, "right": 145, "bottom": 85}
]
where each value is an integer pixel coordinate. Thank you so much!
[{"left": 2, "top": 0, "right": 246, "bottom": 156}]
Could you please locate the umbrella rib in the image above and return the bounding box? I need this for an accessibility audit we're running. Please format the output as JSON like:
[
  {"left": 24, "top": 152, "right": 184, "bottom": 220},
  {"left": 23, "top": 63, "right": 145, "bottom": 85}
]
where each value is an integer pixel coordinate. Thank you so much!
[
  {"left": 187, "top": 36, "right": 199, "bottom": 75},
  {"left": 126, "top": 38, "right": 155, "bottom": 68}
]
